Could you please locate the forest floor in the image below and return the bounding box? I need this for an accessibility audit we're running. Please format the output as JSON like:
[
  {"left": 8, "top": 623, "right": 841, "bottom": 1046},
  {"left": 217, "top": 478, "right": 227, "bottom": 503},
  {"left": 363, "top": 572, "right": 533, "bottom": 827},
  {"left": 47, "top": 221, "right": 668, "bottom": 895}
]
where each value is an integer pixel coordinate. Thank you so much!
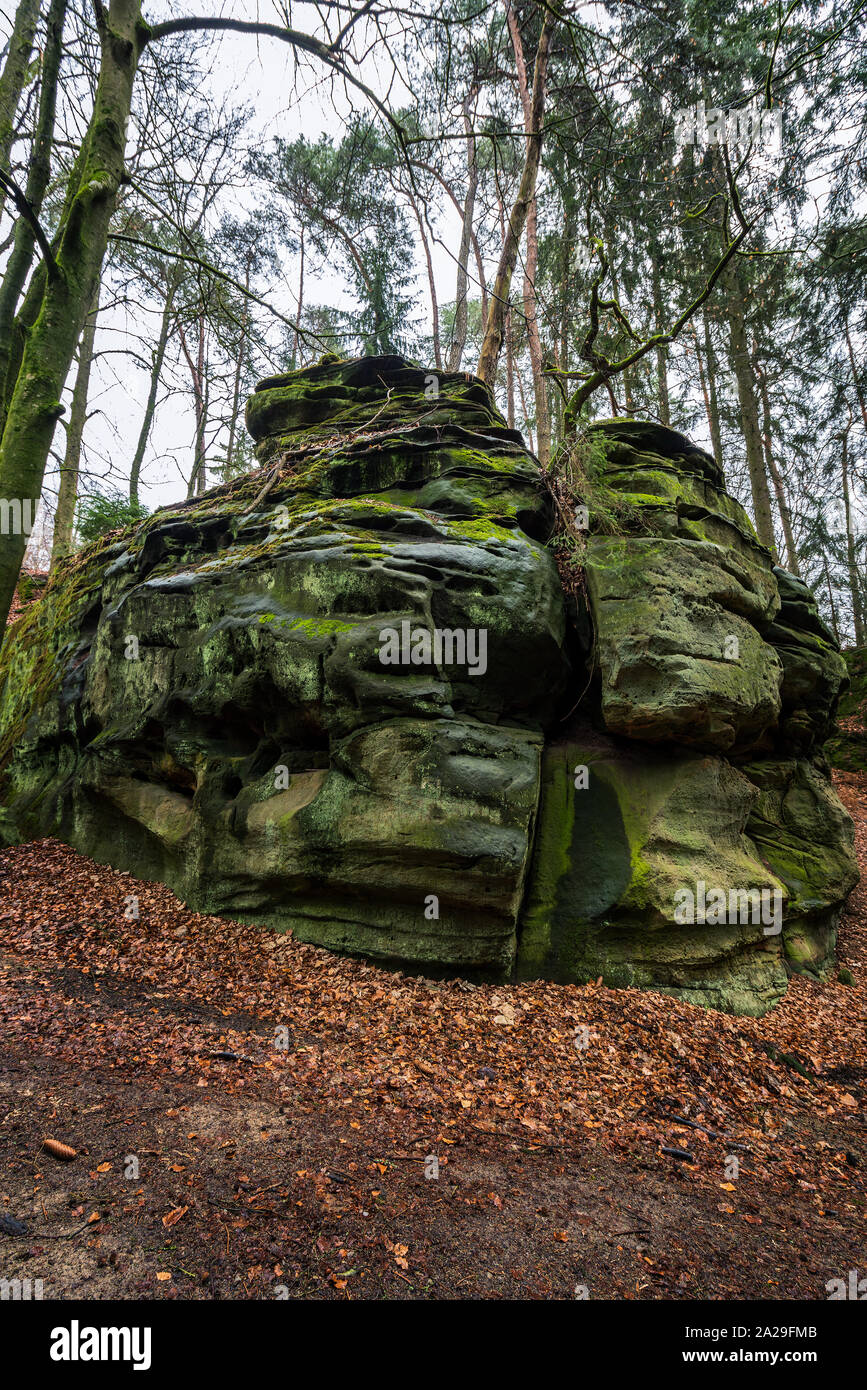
[{"left": 0, "top": 774, "right": 864, "bottom": 1301}]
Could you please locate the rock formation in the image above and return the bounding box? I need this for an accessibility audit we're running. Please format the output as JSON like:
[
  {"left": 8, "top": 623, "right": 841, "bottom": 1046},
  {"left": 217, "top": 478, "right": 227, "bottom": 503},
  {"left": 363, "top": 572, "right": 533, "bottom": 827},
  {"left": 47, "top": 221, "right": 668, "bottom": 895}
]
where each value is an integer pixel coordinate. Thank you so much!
[
  {"left": 0, "top": 354, "right": 858, "bottom": 1014},
  {"left": 828, "top": 646, "right": 867, "bottom": 773}
]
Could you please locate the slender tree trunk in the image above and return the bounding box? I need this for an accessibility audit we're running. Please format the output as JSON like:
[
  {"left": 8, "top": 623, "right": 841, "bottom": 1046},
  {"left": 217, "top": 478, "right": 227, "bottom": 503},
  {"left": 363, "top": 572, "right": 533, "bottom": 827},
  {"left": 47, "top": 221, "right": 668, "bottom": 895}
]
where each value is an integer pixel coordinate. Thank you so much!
[
  {"left": 764, "top": 445, "right": 798, "bottom": 574},
  {"left": 447, "top": 91, "right": 478, "bottom": 373},
  {"left": 651, "top": 253, "right": 670, "bottom": 427},
  {"left": 841, "top": 423, "right": 866, "bottom": 646},
  {"left": 604, "top": 227, "right": 633, "bottom": 414},
  {"left": 51, "top": 280, "right": 99, "bottom": 564},
  {"left": 725, "top": 268, "right": 776, "bottom": 554},
  {"left": 197, "top": 317, "right": 206, "bottom": 494},
  {"left": 506, "top": 0, "right": 550, "bottom": 465},
  {"left": 521, "top": 196, "right": 550, "bottom": 462},
  {"left": 0, "top": 0, "right": 41, "bottom": 226},
  {"left": 0, "top": 0, "right": 68, "bottom": 433},
  {"left": 414, "top": 158, "right": 487, "bottom": 328},
  {"left": 505, "top": 305, "right": 515, "bottom": 429},
  {"left": 553, "top": 204, "right": 573, "bottom": 447},
  {"left": 823, "top": 553, "right": 841, "bottom": 645},
  {"left": 180, "top": 314, "right": 208, "bottom": 498},
  {"left": 196, "top": 357, "right": 208, "bottom": 495},
  {"left": 0, "top": 0, "right": 146, "bottom": 632},
  {"left": 498, "top": 197, "right": 515, "bottom": 428},
  {"left": 291, "top": 226, "right": 304, "bottom": 369},
  {"left": 477, "top": 4, "right": 555, "bottom": 386},
  {"left": 407, "top": 190, "right": 441, "bottom": 368},
  {"left": 692, "top": 321, "right": 714, "bottom": 449},
  {"left": 701, "top": 309, "right": 724, "bottom": 464},
  {"left": 516, "top": 365, "right": 533, "bottom": 451},
  {"left": 223, "top": 255, "right": 251, "bottom": 482},
  {"left": 844, "top": 322, "right": 867, "bottom": 434},
  {"left": 755, "top": 348, "right": 800, "bottom": 575},
  {"left": 129, "top": 274, "right": 175, "bottom": 505},
  {"left": 179, "top": 322, "right": 198, "bottom": 497}
]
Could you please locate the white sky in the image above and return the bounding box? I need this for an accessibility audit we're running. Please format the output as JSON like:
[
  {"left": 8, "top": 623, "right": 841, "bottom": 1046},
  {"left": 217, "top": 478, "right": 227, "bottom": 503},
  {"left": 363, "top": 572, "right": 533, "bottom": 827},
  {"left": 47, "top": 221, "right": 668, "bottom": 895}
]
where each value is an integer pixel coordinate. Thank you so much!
[{"left": 29, "top": 0, "right": 464, "bottom": 532}]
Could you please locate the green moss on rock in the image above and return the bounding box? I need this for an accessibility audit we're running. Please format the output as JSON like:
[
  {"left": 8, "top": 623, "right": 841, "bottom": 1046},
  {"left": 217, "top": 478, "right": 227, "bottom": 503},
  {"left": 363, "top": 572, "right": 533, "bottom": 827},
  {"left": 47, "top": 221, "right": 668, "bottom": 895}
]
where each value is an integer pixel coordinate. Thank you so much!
[{"left": 0, "top": 360, "right": 858, "bottom": 1014}]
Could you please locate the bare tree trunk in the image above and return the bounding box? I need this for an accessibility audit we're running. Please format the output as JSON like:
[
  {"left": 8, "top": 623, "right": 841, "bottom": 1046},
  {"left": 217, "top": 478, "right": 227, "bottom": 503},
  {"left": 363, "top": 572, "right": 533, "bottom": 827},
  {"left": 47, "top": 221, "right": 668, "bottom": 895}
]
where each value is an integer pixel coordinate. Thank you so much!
[
  {"left": 223, "top": 254, "right": 251, "bottom": 482},
  {"left": 196, "top": 357, "right": 208, "bottom": 495},
  {"left": 498, "top": 197, "right": 515, "bottom": 428},
  {"left": 844, "top": 321, "right": 867, "bottom": 434},
  {"left": 51, "top": 280, "right": 99, "bottom": 564},
  {"left": 179, "top": 316, "right": 207, "bottom": 498},
  {"left": 841, "top": 420, "right": 865, "bottom": 646},
  {"left": 412, "top": 157, "right": 487, "bottom": 328},
  {"left": 516, "top": 365, "right": 533, "bottom": 451},
  {"left": 604, "top": 229, "right": 634, "bottom": 414},
  {"left": 0, "top": 0, "right": 145, "bottom": 631},
  {"left": 651, "top": 253, "right": 670, "bottom": 427},
  {"left": 505, "top": 305, "right": 515, "bottom": 429},
  {"left": 823, "top": 553, "right": 841, "bottom": 644},
  {"left": 506, "top": 0, "right": 550, "bottom": 465},
  {"left": 447, "top": 90, "right": 478, "bottom": 372},
  {"left": 130, "top": 272, "right": 175, "bottom": 505},
  {"left": 725, "top": 268, "right": 776, "bottom": 554},
  {"left": 0, "top": 0, "right": 41, "bottom": 226},
  {"left": 0, "top": 0, "right": 68, "bottom": 434},
  {"left": 701, "top": 309, "right": 724, "bottom": 464},
  {"left": 692, "top": 321, "right": 714, "bottom": 448},
  {"left": 407, "top": 189, "right": 441, "bottom": 368},
  {"left": 477, "top": 3, "right": 555, "bottom": 387},
  {"left": 553, "top": 203, "right": 573, "bottom": 447},
  {"left": 754, "top": 348, "right": 799, "bottom": 575},
  {"left": 291, "top": 226, "right": 304, "bottom": 369},
  {"left": 521, "top": 187, "right": 550, "bottom": 461}
]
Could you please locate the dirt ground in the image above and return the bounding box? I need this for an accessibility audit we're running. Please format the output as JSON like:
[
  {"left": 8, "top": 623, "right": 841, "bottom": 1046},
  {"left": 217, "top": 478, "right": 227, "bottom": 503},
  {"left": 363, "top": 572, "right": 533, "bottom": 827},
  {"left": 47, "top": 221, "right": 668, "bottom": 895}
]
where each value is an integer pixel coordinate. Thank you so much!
[{"left": 1, "top": 773, "right": 865, "bottom": 1301}]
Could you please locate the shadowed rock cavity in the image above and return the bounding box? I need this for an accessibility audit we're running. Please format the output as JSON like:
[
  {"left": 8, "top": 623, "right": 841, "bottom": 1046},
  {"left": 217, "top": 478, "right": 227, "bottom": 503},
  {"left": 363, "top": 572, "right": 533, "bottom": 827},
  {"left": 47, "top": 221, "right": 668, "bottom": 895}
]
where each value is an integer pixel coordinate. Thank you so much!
[{"left": 0, "top": 358, "right": 858, "bottom": 1015}]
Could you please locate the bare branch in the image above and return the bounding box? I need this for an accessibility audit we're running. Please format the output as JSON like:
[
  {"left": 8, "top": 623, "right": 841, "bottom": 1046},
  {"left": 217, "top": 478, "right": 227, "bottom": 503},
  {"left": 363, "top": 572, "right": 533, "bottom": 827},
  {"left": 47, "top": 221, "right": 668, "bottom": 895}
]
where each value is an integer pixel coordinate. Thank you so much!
[{"left": 0, "top": 167, "right": 59, "bottom": 275}]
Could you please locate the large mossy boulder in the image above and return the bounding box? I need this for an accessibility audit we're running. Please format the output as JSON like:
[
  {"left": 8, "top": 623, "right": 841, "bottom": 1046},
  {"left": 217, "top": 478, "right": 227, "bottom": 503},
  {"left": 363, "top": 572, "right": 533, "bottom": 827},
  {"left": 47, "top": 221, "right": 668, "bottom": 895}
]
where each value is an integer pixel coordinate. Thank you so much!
[
  {"left": 0, "top": 356, "right": 567, "bottom": 974},
  {"left": 0, "top": 356, "right": 858, "bottom": 1014}
]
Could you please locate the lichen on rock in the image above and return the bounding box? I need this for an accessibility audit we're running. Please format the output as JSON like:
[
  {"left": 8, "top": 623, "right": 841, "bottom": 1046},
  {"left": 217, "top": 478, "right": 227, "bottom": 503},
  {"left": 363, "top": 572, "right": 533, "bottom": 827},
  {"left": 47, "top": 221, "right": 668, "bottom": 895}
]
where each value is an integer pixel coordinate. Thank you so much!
[{"left": 0, "top": 355, "right": 858, "bottom": 1014}]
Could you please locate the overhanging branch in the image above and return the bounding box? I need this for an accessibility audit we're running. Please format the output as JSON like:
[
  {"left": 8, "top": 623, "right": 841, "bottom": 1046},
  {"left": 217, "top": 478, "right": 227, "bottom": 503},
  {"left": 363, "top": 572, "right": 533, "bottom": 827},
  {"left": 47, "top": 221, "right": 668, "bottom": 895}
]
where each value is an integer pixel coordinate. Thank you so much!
[
  {"left": 0, "top": 168, "right": 59, "bottom": 277},
  {"left": 146, "top": 16, "right": 408, "bottom": 149}
]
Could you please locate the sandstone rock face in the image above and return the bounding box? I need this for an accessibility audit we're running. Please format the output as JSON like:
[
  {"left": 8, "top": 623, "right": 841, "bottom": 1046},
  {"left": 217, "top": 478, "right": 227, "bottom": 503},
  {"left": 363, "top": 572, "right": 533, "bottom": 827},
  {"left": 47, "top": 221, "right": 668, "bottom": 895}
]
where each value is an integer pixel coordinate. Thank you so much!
[
  {"left": 518, "top": 420, "right": 857, "bottom": 1012},
  {"left": 828, "top": 646, "right": 867, "bottom": 772},
  {"left": 0, "top": 358, "right": 858, "bottom": 1014},
  {"left": 0, "top": 356, "right": 567, "bottom": 974}
]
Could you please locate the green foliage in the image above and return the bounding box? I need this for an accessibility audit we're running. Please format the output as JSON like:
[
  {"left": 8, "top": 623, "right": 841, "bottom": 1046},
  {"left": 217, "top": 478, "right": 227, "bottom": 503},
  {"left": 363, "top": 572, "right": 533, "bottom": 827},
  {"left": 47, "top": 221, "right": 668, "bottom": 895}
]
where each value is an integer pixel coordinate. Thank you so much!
[
  {"left": 75, "top": 491, "right": 149, "bottom": 547},
  {"left": 253, "top": 123, "right": 422, "bottom": 359}
]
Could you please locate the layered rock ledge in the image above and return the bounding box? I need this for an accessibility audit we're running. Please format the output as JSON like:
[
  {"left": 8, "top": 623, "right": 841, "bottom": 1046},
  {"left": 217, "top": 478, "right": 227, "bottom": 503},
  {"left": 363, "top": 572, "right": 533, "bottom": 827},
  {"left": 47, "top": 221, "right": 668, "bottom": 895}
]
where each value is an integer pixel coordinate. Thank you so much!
[{"left": 0, "top": 355, "right": 858, "bottom": 1014}]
